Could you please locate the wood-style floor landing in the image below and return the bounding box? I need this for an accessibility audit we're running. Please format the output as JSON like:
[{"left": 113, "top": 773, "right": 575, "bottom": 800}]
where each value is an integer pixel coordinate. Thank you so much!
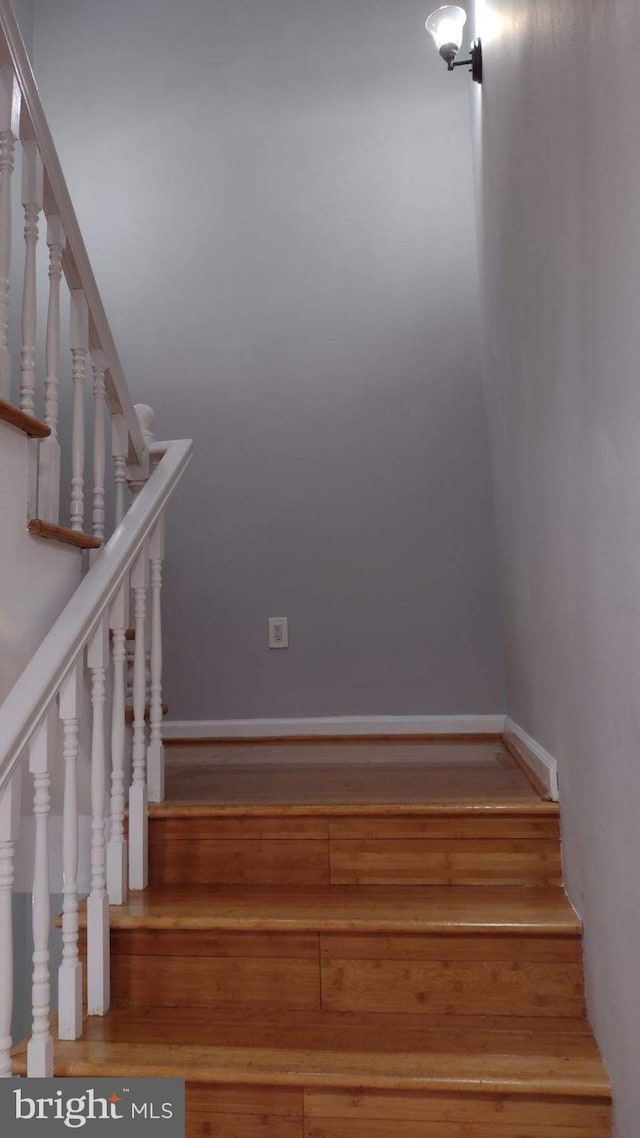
[{"left": 163, "top": 738, "right": 541, "bottom": 808}]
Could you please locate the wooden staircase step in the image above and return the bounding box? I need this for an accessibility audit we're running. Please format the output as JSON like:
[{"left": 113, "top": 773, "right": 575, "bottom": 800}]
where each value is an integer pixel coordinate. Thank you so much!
[
  {"left": 72, "top": 886, "right": 586, "bottom": 1019},
  {"left": 147, "top": 809, "right": 562, "bottom": 888},
  {"left": 14, "top": 1006, "right": 607, "bottom": 1086},
  {"left": 11, "top": 1009, "right": 611, "bottom": 1136},
  {"left": 100, "top": 884, "right": 581, "bottom": 936}
]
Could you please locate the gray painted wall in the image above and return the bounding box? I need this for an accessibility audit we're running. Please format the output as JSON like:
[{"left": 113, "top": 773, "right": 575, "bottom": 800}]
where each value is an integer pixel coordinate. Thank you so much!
[
  {"left": 474, "top": 2, "right": 640, "bottom": 1133},
  {"left": 12, "top": 894, "right": 63, "bottom": 1051},
  {"left": 31, "top": 0, "right": 504, "bottom": 719},
  {"left": 11, "top": 894, "right": 32, "bottom": 1050},
  {"left": 12, "top": 0, "right": 33, "bottom": 53}
]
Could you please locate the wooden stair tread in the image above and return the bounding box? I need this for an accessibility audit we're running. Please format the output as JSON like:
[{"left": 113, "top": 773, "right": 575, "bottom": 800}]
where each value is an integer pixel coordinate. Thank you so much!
[
  {"left": 28, "top": 518, "right": 101, "bottom": 550},
  {"left": 83, "top": 884, "right": 581, "bottom": 935},
  {"left": 0, "top": 397, "right": 50, "bottom": 437},
  {"left": 12, "top": 1008, "right": 609, "bottom": 1098}
]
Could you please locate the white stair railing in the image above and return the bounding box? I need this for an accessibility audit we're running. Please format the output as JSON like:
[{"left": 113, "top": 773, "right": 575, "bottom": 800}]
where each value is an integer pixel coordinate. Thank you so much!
[
  {"left": 0, "top": 0, "right": 194, "bottom": 1081},
  {"left": 39, "top": 214, "right": 65, "bottom": 522},
  {"left": 0, "top": 0, "right": 147, "bottom": 533},
  {"left": 0, "top": 65, "right": 17, "bottom": 404},
  {"left": 58, "top": 665, "right": 82, "bottom": 1042},
  {"left": 0, "top": 435, "right": 193, "bottom": 1075},
  {"left": 107, "top": 584, "right": 129, "bottom": 907},
  {"left": 0, "top": 773, "right": 19, "bottom": 1077}
]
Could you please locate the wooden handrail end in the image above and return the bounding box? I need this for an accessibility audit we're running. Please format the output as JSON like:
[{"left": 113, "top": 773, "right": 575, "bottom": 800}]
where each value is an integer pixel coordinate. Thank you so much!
[
  {"left": 0, "top": 398, "right": 51, "bottom": 439},
  {"left": 28, "top": 518, "right": 102, "bottom": 551}
]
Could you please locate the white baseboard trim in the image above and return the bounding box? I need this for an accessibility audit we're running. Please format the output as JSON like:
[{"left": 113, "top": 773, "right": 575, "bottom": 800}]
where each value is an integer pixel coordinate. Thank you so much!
[
  {"left": 505, "top": 718, "right": 559, "bottom": 802},
  {"left": 163, "top": 714, "right": 507, "bottom": 741}
]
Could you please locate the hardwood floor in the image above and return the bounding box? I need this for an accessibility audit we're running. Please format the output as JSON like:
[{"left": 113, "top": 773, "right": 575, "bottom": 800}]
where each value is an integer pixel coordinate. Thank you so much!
[
  {"left": 15, "top": 737, "right": 611, "bottom": 1136},
  {"left": 162, "top": 737, "right": 541, "bottom": 806}
]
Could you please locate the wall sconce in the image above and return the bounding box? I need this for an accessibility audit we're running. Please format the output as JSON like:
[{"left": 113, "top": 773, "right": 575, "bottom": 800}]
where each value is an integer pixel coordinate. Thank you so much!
[{"left": 425, "top": 6, "right": 482, "bottom": 84}]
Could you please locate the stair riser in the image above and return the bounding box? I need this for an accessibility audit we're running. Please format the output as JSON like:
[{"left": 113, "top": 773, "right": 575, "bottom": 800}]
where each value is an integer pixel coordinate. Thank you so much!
[
  {"left": 187, "top": 1084, "right": 610, "bottom": 1138},
  {"left": 303, "top": 1118, "right": 609, "bottom": 1138},
  {"left": 97, "top": 929, "right": 586, "bottom": 1019},
  {"left": 148, "top": 815, "right": 562, "bottom": 888}
]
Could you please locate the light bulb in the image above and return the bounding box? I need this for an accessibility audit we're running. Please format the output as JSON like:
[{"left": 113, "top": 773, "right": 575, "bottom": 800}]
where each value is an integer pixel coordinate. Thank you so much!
[{"left": 425, "top": 6, "right": 467, "bottom": 63}]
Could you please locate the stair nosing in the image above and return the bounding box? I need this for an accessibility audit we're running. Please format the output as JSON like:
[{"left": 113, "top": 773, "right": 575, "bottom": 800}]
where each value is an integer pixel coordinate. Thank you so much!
[
  {"left": 69, "top": 883, "right": 582, "bottom": 937},
  {"left": 148, "top": 801, "right": 560, "bottom": 818},
  {"left": 95, "top": 918, "right": 582, "bottom": 935}
]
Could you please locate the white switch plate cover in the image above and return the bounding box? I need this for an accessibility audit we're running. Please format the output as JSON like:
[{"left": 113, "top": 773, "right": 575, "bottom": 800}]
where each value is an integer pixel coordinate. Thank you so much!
[{"left": 268, "top": 617, "right": 288, "bottom": 649}]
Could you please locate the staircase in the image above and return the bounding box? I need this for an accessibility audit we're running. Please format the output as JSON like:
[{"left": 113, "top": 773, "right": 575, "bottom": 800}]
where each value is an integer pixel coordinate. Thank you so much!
[
  {"left": 13, "top": 738, "right": 611, "bottom": 1137},
  {"left": 0, "top": 4, "right": 612, "bottom": 1132}
]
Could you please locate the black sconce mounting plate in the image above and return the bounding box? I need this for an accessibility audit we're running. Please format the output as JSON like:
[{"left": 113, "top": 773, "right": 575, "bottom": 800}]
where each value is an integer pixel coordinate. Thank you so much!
[{"left": 470, "top": 38, "right": 483, "bottom": 84}]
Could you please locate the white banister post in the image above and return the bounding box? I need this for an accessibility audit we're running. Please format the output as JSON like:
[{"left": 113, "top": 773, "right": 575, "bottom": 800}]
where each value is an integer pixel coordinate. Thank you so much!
[
  {"left": 27, "top": 717, "right": 53, "bottom": 1077},
  {"left": 69, "top": 290, "right": 89, "bottom": 532},
  {"left": 129, "top": 544, "right": 149, "bottom": 890},
  {"left": 147, "top": 517, "right": 165, "bottom": 802},
  {"left": 19, "top": 141, "right": 44, "bottom": 417},
  {"left": 87, "top": 618, "right": 110, "bottom": 1015},
  {"left": 91, "top": 349, "right": 107, "bottom": 543},
  {"left": 38, "top": 215, "right": 66, "bottom": 523},
  {"left": 111, "top": 414, "right": 128, "bottom": 528},
  {"left": 0, "top": 773, "right": 21, "bottom": 1077},
  {"left": 107, "top": 580, "right": 129, "bottom": 905},
  {"left": 57, "top": 664, "right": 83, "bottom": 1041},
  {"left": 0, "top": 68, "right": 20, "bottom": 402},
  {"left": 133, "top": 403, "right": 154, "bottom": 449}
]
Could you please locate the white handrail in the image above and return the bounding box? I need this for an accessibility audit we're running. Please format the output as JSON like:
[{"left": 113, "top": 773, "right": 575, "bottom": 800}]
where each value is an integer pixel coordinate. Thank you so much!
[
  {"left": 0, "top": 0, "right": 146, "bottom": 467},
  {"left": 0, "top": 438, "right": 192, "bottom": 797}
]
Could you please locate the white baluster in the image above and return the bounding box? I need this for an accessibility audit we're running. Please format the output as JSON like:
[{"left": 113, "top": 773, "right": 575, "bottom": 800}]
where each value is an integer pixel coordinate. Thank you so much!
[
  {"left": 27, "top": 717, "right": 53, "bottom": 1077},
  {"left": 148, "top": 518, "right": 165, "bottom": 803},
  {"left": 129, "top": 545, "right": 149, "bottom": 891},
  {"left": 0, "top": 773, "right": 21, "bottom": 1077},
  {"left": 111, "top": 413, "right": 128, "bottom": 528},
  {"left": 87, "top": 618, "right": 110, "bottom": 1015},
  {"left": 38, "top": 215, "right": 66, "bottom": 523},
  {"left": 91, "top": 349, "right": 107, "bottom": 543},
  {"left": 0, "top": 68, "right": 20, "bottom": 402},
  {"left": 70, "top": 290, "right": 89, "bottom": 531},
  {"left": 19, "top": 141, "right": 44, "bottom": 417},
  {"left": 107, "top": 581, "right": 129, "bottom": 905},
  {"left": 57, "top": 664, "right": 82, "bottom": 1041}
]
